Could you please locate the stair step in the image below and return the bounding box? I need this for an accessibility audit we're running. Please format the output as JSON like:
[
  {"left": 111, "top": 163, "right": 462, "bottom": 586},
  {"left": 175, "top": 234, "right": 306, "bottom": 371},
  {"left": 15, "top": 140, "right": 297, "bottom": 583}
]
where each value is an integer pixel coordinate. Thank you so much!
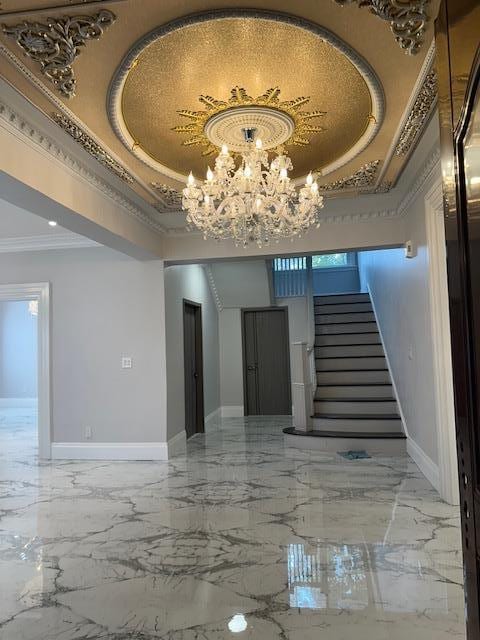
[
  {"left": 315, "top": 312, "right": 375, "bottom": 324},
  {"left": 284, "top": 426, "right": 406, "bottom": 439},
  {"left": 315, "top": 344, "right": 384, "bottom": 358},
  {"left": 316, "top": 370, "right": 391, "bottom": 384},
  {"left": 314, "top": 293, "right": 369, "bottom": 304},
  {"left": 314, "top": 302, "right": 372, "bottom": 314},
  {"left": 315, "top": 332, "right": 381, "bottom": 346},
  {"left": 316, "top": 357, "right": 387, "bottom": 371},
  {"left": 315, "top": 384, "right": 394, "bottom": 399},
  {"left": 314, "top": 399, "right": 398, "bottom": 414},
  {"left": 316, "top": 322, "right": 378, "bottom": 335},
  {"left": 312, "top": 415, "right": 402, "bottom": 433}
]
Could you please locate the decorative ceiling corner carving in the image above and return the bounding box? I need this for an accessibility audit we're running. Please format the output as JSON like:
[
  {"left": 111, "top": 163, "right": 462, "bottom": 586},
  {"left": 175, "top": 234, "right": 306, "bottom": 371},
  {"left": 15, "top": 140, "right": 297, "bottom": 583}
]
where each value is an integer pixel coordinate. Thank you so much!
[
  {"left": 2, "top": 9, "right": 115, "bottom": 98},
  {"left": 150, "top": 182, "right": 182, "bottom": 211},
  {"left": 332, "top": 0, "right": 430, "bottom": 55},
  {"left": 395, "top": 69, "right": 437, "bottom": 156},
  {"left": 372, "top": 180, "right": 394, "bottom": 193},
  {"left": 320, "top": 160, "right": 380, "bottom": 191},
  {"left": 52, "top": 113, "right": 134, "bottom": 183}
]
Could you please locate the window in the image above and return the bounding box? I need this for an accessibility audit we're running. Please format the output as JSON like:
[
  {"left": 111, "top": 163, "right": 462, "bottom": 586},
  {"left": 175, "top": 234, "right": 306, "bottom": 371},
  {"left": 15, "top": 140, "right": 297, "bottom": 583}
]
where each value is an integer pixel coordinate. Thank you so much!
[
  {"left": 273, "top": 257, "right": 307, "bottom": 272},
  {"left": 312, "top": 253, "right": 350, "bottom": 269},
  {"left": 273, "top": 257, "right": 307, "bottom": 297}
]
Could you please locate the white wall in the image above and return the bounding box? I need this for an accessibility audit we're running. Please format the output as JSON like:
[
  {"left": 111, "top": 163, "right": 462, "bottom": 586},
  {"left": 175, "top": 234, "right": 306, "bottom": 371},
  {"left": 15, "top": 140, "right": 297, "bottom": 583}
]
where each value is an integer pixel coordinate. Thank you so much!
[
  {"left": 210, "top": 261, "right": 271, "bottom": 308},
  {"left": 218, "top": 308, "right": 244, "bottom": 411},
  {"left": 358, "top": 167, "right": 441, "bottom": 466},
  {"left": 0, "top": 300, "right": 37, "bottom": 399},
  {"left": 0, "top": 247, "right": 167, "bottom": 444},
  {"left": 164, "top": 265, "right": 220, "bottom": 436}
]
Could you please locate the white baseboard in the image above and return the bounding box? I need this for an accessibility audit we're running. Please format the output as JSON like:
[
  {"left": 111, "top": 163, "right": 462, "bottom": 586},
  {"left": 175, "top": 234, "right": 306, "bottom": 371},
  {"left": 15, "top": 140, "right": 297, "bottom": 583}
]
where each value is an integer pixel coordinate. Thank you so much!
[
  {"left": 221, "top": 405, "right": 244, "bottom": 418},
  {"left": 407, "top": 437, "right": 440, "bottom": 492},
  {"left": 205, "top": 407, "right": 221, "bottom": 426},
  {"left": 367, "top": 284, "right": 409, "bottom": 437},
  {"left": 167, "top": 430, "right": 186, "bottom": 457},
  {"left": 51, "top": 441, "right": 169, "bottom": 461},
  {"left": 0, "top": 397, "right": 38, "bottom": 408}
]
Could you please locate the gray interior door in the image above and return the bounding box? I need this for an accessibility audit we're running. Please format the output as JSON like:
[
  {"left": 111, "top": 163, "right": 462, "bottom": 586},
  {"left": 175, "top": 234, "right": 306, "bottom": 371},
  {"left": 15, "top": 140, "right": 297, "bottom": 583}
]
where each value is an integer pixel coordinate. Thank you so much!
[{"left": 243, "top": 308, "right": 291, "bottom": 416}]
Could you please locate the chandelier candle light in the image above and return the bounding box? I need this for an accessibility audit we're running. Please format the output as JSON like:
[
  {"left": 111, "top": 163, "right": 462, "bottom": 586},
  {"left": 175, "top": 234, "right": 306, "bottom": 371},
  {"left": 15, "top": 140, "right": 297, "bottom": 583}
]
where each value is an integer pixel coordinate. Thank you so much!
[{"left": 182, "top": 128, "right": 324, "bottom": 247}]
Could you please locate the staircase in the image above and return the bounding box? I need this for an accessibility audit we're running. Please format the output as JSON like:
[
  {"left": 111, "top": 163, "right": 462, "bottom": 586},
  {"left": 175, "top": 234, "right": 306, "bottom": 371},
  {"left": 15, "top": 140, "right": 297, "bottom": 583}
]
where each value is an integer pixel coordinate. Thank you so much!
[{"left": 312, "top": 292, "right": 405, "bottom": 441}]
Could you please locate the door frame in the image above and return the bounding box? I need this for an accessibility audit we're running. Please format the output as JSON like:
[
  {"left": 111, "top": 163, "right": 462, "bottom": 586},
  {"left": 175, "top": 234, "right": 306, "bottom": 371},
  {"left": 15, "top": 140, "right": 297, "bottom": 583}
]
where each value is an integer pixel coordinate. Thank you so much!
[
  {"left": 183, "top": 299, "right": 205, "bottom": 436},
  {"left": 0, "top": 282, "right": 51, "bottom": 458},
  {"left": 424, "top": 179, "right": 459, "bottom": 505},
  {"left": 241, "top": 306, "right": 291, "bottom": 416}
]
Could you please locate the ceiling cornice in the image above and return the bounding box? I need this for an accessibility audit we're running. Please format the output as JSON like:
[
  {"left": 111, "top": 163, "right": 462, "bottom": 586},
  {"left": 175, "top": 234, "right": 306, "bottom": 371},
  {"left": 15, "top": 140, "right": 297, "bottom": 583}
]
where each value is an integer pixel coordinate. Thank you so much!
[
  {"left": 0, "top": 96, "right": 167, "bottom": 235},
  {"left": 204, "top": 265, "right": 224, "bottom": 312},
  {"left": 375, "top": 40, "right": 436, "bottom": 188},
  {"left": 0, "top": 42, "right": 162, "bottom": 203},
  {"left": 397, "top": 143, "right": 441, "bottom": 216},
  {"left": 0, "top": 232, "right": 99, "bottom": 253}
]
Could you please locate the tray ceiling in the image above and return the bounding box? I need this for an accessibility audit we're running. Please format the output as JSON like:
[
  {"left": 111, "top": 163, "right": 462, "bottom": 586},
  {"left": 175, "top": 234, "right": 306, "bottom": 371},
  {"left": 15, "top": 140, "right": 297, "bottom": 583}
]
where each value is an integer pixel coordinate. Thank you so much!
[{"left": 0, "top": 0, "right": 440, "bottom": 226}]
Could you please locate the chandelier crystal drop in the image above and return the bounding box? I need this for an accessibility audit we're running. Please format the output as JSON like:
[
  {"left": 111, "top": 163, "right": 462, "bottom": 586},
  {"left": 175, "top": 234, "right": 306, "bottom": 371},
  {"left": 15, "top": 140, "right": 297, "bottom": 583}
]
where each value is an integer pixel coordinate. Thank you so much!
[{"left": 182, "top": 129, "right": 324, "bottom": 247}]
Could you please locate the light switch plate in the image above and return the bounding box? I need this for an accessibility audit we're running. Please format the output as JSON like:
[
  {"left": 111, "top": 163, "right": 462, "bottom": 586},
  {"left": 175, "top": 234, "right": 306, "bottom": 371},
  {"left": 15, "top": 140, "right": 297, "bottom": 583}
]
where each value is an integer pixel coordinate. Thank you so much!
[{"left": 121, "top": 356, "right": 132, "bottom": 369}]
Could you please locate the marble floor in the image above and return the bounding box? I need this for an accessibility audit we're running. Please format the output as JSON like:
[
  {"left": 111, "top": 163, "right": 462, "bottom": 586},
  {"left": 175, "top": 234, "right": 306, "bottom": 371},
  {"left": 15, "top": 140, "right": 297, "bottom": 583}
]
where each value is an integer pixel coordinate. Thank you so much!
[{"left": 0, "top": 410, "right": 466, "bottom": 639}]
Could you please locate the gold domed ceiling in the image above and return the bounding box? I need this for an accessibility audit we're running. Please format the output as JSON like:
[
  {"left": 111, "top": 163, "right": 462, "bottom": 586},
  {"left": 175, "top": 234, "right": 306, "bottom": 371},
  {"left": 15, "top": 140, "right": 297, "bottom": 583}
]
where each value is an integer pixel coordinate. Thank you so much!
[
  {"left": 0, "top": 0, "right": 439, "bottom": 223},
  {"left": 109, "top": 11, "right": 382, "bottom": 181}
]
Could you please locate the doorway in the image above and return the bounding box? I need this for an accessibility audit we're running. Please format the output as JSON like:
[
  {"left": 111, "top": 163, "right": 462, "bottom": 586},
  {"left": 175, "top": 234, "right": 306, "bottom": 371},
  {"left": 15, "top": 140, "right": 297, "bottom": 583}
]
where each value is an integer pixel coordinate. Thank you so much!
[
  {"left": 183, "top": 299, "right": 205, "bottom": 438},
  {"left": 242, "top": 307, "right": 291, "bottom": 415},
  {"left": 0, "top": 283, "right": 50, "bottom": 458}
]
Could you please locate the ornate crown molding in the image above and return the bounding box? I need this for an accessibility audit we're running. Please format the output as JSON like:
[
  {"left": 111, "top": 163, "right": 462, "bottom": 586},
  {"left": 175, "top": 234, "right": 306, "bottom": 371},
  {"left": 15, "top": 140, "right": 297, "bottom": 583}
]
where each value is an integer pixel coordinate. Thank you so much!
[
  {"left": 2, "top": 9, "right": 115, "bottom": 98},
  {"left": 332, "top": 0, "right": 430, "bottom": 55},
  {"left": 204, "top": 265, "right": 224, "bottom": 312},
  {"left": 0, "top": 232, "right": 99, "bottom": 253},
  {"left": 320, "top": 160, "right": 380, "bottom": 191},
  {"left": 0, "top": 99, "right": 165, "bottom": 235},
  {"left": 52, "top": 112, "right": 134, "bottom": 182},
  {"left": 395, "top": 69, "right": 437, "bottom": 156},
  {"left": 150, "top": 182, "right": 182, "bottom": 211},
  {"left": 397, "top": 144, "right": 440, "bottom": 215}
]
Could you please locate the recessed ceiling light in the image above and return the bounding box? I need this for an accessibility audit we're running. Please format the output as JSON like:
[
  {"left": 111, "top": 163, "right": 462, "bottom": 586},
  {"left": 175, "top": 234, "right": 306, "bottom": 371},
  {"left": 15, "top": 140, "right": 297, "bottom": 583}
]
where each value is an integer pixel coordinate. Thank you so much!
[{"left": 48, "top": 220, "right": 57, "bottom": 227}]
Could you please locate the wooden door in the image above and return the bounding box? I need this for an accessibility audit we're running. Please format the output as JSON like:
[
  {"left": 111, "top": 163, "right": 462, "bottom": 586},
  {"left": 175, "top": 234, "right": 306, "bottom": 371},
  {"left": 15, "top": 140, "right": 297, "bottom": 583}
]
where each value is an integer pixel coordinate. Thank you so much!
[
  {"left": 436, "top": 2, "right": 480, "bottom": 637},
  {"left": 242, "top": 308, "right": 291, "bottom": 415},
  {"left": 183, "top": 300, "right": 204, "bottom": 438}
]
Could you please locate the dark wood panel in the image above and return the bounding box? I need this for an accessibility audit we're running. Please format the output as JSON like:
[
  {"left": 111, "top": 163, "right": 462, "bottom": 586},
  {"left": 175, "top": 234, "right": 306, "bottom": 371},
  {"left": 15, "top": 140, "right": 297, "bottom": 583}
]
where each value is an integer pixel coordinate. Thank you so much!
[{"left": 183, "top": 300, "right": 204, "bottom": 438}]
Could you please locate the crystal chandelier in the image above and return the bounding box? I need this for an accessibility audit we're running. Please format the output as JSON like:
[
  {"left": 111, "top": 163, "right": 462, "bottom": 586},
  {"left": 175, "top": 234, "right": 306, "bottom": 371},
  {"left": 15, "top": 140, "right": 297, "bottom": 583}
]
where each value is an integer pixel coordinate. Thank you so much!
[{"left": 182, "top": 128, "right": 324, "bottom": 247}]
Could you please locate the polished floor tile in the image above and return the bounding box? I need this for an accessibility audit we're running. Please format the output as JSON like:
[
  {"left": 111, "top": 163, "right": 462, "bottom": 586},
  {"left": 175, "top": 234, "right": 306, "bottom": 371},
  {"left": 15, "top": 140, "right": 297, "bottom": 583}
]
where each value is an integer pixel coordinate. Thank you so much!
[{"left": 0, "top": 410, "right": 466, "bottom": 639}]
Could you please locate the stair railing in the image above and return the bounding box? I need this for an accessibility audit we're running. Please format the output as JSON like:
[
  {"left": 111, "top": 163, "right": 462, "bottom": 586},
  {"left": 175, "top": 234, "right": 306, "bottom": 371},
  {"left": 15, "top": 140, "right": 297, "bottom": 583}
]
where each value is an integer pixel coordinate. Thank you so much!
[{"left": 306, "top": 256, "right": 316, "bottom": 417}]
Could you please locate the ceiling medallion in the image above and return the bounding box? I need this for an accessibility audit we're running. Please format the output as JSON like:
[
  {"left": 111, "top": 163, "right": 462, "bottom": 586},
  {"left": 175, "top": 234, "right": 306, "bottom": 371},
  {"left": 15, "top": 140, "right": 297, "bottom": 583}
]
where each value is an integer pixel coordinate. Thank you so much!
[
  {"left": 2, "top": 10, "right": 115, "bottom": 98},
  {"left": 395, "top": 69, "right": 437, "bottom": 156},
  {"left": 333, "top": 0, "right": 430, "bottom": 55},
  {"left": 321, "top": 160, "right": 380, "bottom": 191},
  {"left": 182, "top": 128, "right": 324, "bottom": 247},
  {"left": 52, "top": 112, "right": 133, "bottom": 183},
  {"left": 173, "top": 86, "right": 326, "bottom": 156}
]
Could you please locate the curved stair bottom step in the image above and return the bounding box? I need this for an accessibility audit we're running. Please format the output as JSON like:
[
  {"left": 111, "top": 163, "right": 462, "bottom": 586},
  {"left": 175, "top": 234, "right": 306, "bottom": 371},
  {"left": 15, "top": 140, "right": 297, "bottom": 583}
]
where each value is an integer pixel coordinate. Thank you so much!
[
  {"left": 312, "top": 414, "right": 402, "bottom": 433},
  {"left": 283, "top": 427, "right": 406, "bottom": 455}
]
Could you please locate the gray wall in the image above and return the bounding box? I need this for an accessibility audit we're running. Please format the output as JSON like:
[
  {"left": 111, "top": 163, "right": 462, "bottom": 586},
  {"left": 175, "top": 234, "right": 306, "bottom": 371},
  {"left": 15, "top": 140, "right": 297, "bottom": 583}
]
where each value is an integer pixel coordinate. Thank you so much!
[
  {"left": 358, "top": 171, "right": 440, "bottom": 464},
  {"left": 0, "top": 248, "right": 167, "bottom": 443},
  {"left": 218, "top": 308, "right": 244, "bottom": 409},
  {"left": 313, "top": 266, "right": 360, "bottom": 295},
  {"left": 164, "top": 265, "right": 220, "bottom": 437},
  {"left": 0, "top": 300, "right": 37, "bottom": 399}
]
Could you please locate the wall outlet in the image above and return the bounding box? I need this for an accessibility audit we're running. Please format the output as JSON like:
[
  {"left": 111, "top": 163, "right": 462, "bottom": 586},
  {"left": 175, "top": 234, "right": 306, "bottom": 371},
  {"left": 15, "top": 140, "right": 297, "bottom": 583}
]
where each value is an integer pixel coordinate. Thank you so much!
[
  {"left": 121, "top": 356, "right": 132, "bottom": 369},
  {"left": 85, "top": 426, "right": 92, "bottom": 440}
]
